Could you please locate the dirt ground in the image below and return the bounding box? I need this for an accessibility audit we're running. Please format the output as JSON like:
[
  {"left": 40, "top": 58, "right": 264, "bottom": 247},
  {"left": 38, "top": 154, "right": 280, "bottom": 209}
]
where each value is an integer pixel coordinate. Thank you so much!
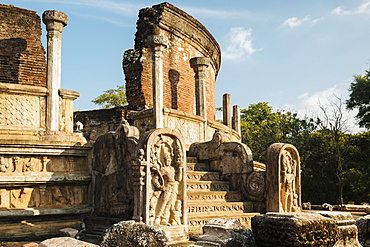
[{"left": 0, "top": 210, "right": 366, "bottom": 247}]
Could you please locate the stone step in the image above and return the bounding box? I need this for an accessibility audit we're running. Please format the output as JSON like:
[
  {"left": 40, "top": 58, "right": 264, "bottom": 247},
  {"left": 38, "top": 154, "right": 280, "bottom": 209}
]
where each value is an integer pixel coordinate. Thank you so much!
[
  {"left": 186, "top": 156, "right": 198, "bottom": 163},
  {"left": 187, "top": 212, "right": 259, "bottom": 234},
  {"left": 187, "top": 162, "right": 210, "bottom": 172},
  {"left": 187, "top": 171, "right": 220, "bottom": 181},
  {"left": 187, "top": 201, "right": 253, "bottom": 217},
  {"left": 186, "top": 180, "right": 230, "bottom": 191},
  {"left": 186, "top": 191, "right": 242, "bottom": 202}
]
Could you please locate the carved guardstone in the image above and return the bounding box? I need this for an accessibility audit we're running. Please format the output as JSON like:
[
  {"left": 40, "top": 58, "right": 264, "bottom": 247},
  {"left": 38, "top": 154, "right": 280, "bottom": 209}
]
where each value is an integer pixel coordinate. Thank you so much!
[
  {"left": 266, "top": 143, "right": 301, "bottom": 212},
  {"left": 134, "top": 128, "right": 187, "bottom": 243}
]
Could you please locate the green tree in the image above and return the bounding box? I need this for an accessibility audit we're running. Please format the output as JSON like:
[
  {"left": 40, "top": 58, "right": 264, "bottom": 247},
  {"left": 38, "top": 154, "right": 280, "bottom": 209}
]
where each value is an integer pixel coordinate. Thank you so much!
[
  {"left": 92, "top": 85, "right": 128, "bottom": 109},
  {"left": 240, "top": 102, "right": 317, "bottom": 163},
  {"left": 346, "top": 69, "right": 370, "bottom": 128}
]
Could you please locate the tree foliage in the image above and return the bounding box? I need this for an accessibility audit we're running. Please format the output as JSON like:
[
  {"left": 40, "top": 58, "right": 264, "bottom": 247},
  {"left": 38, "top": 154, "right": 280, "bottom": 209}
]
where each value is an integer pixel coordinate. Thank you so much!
[
  {"left": 240, "top": 101, "right": 370, "bottom": 205},
  {"left": 91, "top": 85, "right": 128, "bottom": 109},
  {"left": 346, "top": 69, "right": 370, "bottom": 128}
]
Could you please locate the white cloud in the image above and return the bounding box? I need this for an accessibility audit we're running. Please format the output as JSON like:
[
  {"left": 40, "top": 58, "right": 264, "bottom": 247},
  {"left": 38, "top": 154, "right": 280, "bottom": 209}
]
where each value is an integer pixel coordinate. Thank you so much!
[
  {"left": 332, "top": 1, "right": 370, "bottom": 15},
  {"left": 222, "top": 27, "right": 262, "bottom": 61},
  {"left": 285, "top": 86, "right": 365, "bottom": 133},
  {"left": 282, "top": 16, "right": 321, "bottom": 28}
]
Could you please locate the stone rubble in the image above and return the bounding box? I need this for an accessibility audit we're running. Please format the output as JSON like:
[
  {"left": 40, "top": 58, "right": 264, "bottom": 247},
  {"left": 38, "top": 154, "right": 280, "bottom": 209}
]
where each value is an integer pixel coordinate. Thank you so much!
[{"left": 100, "top": 220, "right": 168, "bottom": 247}]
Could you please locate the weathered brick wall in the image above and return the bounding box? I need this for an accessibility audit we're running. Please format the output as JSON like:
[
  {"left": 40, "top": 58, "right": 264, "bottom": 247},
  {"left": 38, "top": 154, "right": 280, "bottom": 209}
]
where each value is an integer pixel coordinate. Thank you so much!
[
  {"left": 123, "top": 2, "right": 220, "bottom": 120},
  {"left": 0, "top": 4, "right": 46, "bottom": 87}
]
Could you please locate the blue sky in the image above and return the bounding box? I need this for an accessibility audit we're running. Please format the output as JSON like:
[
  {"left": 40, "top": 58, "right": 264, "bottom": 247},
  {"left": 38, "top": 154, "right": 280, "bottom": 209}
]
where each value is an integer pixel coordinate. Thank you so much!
[{"left": 4, "top": 0, "right": 370, "bottom": 132}]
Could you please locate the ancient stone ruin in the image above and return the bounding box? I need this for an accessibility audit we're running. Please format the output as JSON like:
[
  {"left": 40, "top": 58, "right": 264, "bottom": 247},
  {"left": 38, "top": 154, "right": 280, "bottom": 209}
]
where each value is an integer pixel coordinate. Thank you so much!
[
  {"left": 0, "top": 4, "right": 90, "bottom": 239},
  {"left": 0, "top": 1, "right": 365, "bottom": 246}
]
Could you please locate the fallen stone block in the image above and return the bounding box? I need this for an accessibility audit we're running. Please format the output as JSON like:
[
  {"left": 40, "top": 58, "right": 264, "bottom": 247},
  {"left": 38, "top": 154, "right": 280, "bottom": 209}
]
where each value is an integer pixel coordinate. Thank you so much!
[
  {"left": 100, "top": 220, "right": 168, "bottom": 247},
  {"left": 59, "top": 227, "right": 79, "bottom": 238},
  {"left": 38, "top": 237, "right": 98, "bottom": 247},
  {"left": 314, "top": 211, "right": 360, "bottom": 246},
  {"left": 190, "top": 218, "right": 256, "bottom": 247},
  {"left": 252, "top": 212, "right": 361, "bottom": 247}
]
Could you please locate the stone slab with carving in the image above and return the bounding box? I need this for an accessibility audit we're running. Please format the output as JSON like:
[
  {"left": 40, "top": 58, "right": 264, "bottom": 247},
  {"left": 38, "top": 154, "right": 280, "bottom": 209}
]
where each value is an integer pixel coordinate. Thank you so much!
[{"left": 252, "top": 212, "right": 361, "bottom": 247}]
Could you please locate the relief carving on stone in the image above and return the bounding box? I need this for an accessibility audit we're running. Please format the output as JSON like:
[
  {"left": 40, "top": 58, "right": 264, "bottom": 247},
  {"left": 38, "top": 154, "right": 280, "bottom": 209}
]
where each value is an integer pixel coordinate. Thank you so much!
[
  {"left": 149, "top": 137, "right": 183, "bottom": 226},
  {"left": 134, "top": 128, "right": 186, "bottom": 227},
  {"left": 266, "top": 143, "right": 301, "bottom": 213},
  {"left": 0, "top": 156, "right": 50, "bottom": 173},
  {"left": 0, "top": 185, "right": 86, "bottom": 209}
]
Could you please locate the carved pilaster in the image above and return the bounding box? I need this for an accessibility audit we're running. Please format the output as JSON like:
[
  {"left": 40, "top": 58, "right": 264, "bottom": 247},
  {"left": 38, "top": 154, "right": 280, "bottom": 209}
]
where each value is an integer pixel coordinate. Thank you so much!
[
  {"left": 132, "top": 149, "right": 146, "bottom": 222},
  {"left": 190, "top": 57, "right": 210, "bottom": 120},
  {"left": 147, "top": 35, "right": 168, "bottom": 129}
]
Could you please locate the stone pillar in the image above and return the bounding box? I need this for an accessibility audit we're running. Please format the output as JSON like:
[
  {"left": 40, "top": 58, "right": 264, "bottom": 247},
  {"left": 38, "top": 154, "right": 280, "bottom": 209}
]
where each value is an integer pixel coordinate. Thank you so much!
[
  {"left": 190, "top": 57, "right": 210, "bottom": 119},
  {"left": 222, "top": 93, "right": 231, "bottom": 127},
  {"left": 232, "top": 105, "right": 241, "bottom": 135},
  {"left": 42, "top": 10, "right": 68, "bottom": 132},
  {"left": 147, "top": 35, "right": 168, "bottom": 129}
]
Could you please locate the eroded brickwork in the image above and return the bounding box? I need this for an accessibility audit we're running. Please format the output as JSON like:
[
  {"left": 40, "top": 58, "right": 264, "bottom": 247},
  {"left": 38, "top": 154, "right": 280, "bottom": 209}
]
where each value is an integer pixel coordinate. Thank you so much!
[
  {"left": 123, "top": 2, "right": 220, "bottom": 120},
  {"left": 0, "top": 4, "right": 46, "bottom": 86}
]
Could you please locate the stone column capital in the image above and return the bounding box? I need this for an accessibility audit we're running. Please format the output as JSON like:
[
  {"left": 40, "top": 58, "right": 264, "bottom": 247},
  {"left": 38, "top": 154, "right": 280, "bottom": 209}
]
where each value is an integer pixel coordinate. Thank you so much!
[
  {"left": 147, "top": 35, "right": 169, "bottom": 48},
  {"left": 42, "top": 10, "right": 68, "bottom": 32},
  {"left": 190, "top": 57, "right": 210, "bottom": 69}
]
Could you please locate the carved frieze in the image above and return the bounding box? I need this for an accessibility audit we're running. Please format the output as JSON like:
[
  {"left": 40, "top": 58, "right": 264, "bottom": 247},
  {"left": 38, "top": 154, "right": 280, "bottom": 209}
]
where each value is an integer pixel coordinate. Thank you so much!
[
  {"left": 0, "top": 185, "right": 87, "bottom": 209},
  {"left": 187, "top": 203, "right": 253, "bottom": 214},
  {"left": 187, "top": 193, "right": 241, "bottom": 202}
]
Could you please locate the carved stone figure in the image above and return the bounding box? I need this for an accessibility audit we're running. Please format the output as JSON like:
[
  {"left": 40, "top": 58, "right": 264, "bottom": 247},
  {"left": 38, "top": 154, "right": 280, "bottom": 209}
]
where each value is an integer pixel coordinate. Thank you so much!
[
  {"left": 0, "top": 189, "right": 10, "bottom": 208},
  {"left": 10, "top": 187, "right": 34, "bottom": 208},
  {"left": 0, "top": 157, "right": 8, "bottom": 173},
  {"left": 152, "top": 140, "right": 182, "bottom": 226},
  {"left": 170, "top": 200, "right": 182, "bottom": 226},
  {"left": 280, "top": 149, "right": 298, "bottom": 212},
  {"left": 50, "top": 186, "right": 69, "bottom": 207},
  {"left": 23, "top": 157, "right": 38, "bottom": 172}
]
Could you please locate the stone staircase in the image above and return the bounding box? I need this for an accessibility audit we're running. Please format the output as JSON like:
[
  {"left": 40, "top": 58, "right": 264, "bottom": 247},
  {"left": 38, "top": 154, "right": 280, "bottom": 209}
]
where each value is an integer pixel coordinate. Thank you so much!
[{"left": 186, "top": 157, "right": 258, "bottom": 234}]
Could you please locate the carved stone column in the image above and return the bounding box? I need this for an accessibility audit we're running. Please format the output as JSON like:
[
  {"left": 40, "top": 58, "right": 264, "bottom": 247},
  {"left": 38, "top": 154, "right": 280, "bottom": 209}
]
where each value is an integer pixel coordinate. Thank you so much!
[
  {"left": 147, "top": 35, "right": 168, "bottom": 129},
  {"left": 42, "top": 10, "right": 68, "bottom": 132},
  {"left": 190, "top": 57, "right": 210, "bottom": 119},
  {"left": 223, "top": 93, "right": 231, "bottom": 127},
  {"left": 232, "top": 105, "right": 241, "bottom": 135}
]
